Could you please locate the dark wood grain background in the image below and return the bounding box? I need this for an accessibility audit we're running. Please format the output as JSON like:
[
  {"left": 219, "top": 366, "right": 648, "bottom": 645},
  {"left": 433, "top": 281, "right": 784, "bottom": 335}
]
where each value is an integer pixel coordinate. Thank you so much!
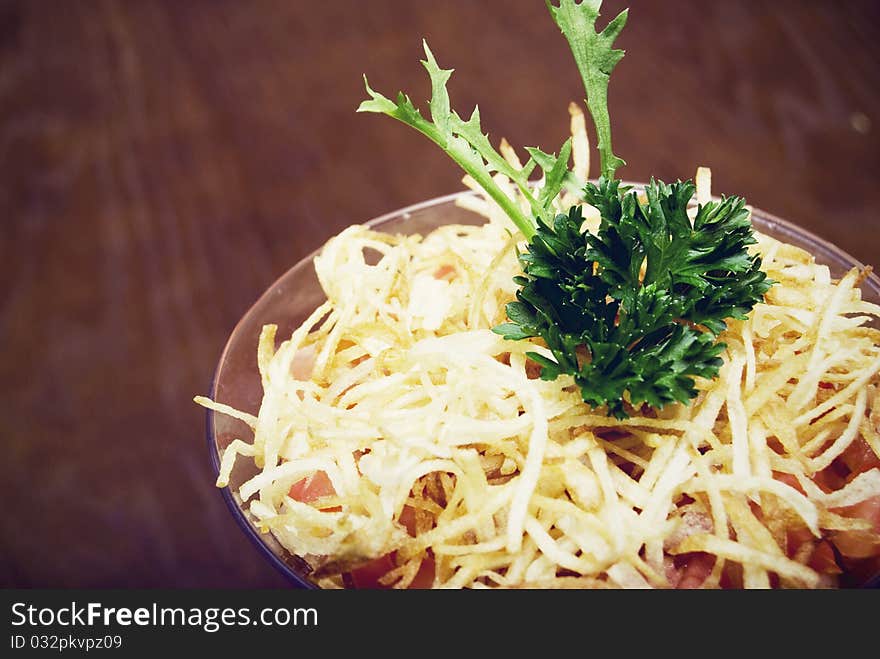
[{"left": 2, "top": 0, "right": 878, "bottom": 587}]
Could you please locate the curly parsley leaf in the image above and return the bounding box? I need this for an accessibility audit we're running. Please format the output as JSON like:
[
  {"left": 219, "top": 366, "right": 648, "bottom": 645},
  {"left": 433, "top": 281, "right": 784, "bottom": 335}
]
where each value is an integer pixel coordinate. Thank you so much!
[{"left": 495, "top": 181, "right": 773, "bottom": 418}]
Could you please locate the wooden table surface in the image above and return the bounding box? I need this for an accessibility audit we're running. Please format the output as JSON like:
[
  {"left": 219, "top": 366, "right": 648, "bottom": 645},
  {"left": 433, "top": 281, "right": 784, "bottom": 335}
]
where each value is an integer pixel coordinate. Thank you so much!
[{"left": 3, "top": 0, "right": 879, "bottom": 587}]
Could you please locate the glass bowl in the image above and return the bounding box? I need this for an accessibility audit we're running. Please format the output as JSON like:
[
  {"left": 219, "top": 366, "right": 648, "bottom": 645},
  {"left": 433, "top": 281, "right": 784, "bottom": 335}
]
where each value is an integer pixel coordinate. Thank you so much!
[{"left": 205, "top": 188, "right": 880, "bottom": 589}]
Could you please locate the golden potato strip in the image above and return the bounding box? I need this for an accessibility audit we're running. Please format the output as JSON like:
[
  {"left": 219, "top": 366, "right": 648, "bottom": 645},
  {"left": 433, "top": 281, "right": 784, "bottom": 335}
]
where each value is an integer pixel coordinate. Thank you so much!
[
  {"left": 808, "top": 386, "right": 867, "bottom": 472},
  {"left": 194, "top": 397, "right": 258, "bottom": 432},
  {"left": 695, "top": 166, "right": 712, "bottom": 205},
  {"left": 213, "top": 439, "right": 258, "bottom": 488},
  {"left": 568, "top": 102, "right": 589, "bottom": 183},
  {"left": 499, "top": 137, "right": 524, "bottom": 170}
]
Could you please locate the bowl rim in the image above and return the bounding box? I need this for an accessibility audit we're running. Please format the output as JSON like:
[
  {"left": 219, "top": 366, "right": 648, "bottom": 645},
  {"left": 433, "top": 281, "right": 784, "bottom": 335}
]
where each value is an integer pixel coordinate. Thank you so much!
[{"left": 205, "top": 186, "right": 880, "bottom": 589}]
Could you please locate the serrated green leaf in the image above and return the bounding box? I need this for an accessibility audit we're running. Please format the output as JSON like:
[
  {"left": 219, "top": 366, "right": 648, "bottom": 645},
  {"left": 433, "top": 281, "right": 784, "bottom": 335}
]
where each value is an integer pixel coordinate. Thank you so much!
[
  {"left": 547, "top": 0, "right": 627, "bottom": 180},
  {"left": 420, "top": 41, "right": 453, "bottom": 137},
  {"left": 452, "top": 106, "right": 535, "bottom": 186},
  {"left": 359, "top": 42, "right": 538, "bottom": 238},
  {"left": 525, "top": 139, "right": 574, "bottom": 218}
]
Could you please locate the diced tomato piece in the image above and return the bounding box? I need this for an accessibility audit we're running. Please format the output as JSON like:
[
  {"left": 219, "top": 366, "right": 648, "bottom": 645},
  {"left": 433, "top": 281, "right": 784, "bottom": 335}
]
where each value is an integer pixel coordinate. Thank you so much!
[
  {"left": 831, "top": 495, "right": 880, "bottom": 542},
  {"left": 840, "top": 439, "right": 880, "bottom": 477},
  {"left": 398, "top": 505, "right": 418, "bottom": 536},
  {"left": 828, "top": 495, "right": 880, "bottom": 557},
  {"left": 809, "top": 540, "right": 842, "bottom": 574},
  {"left": 670, "top": 552, "right": 715, "bottom": 589},
  {"left": 350, "top": 554, "right": 397, "bottom": 589},
  {"left": 408, "top": 555, "right": 436, "bottom": 589},
  {"left": 836, "top": 496, "right": 880, "bottom": 533},
  {"left": 813, "top": 465, "right": 845, "bottom": 493},
  {"left": 433, "top": 264, "right": 456, "bottom": 280},
  {"left": 349, "top": 553, "right": 436, "bottom": 589},
  {"left": 288, "top": 471, "right": 341, "bottom": 511},
  {"left": 786, "top": 526, "right": 813, "bottom": 556},
  {"left": 720, "top": 561, "right": 744, "bottom": 589},
  {"left": 827, "top": 496, "right": 880, "bottom": 569},
  {"left": 831, "top": 530, "right": 880, "bottom": 559}
]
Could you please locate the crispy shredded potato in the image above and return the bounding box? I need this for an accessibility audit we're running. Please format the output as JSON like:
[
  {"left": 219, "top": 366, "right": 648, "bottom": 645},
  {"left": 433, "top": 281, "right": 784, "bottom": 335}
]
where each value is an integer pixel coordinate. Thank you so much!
[{"left": 197, "top": 107, "right": 880, "bottom": 589}]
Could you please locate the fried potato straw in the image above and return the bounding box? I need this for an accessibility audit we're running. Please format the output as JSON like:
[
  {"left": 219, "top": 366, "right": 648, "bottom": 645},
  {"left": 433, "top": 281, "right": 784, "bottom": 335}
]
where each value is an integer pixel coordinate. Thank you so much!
[{"left": 198, "top": 119, "right": 880, "bottom": 589}]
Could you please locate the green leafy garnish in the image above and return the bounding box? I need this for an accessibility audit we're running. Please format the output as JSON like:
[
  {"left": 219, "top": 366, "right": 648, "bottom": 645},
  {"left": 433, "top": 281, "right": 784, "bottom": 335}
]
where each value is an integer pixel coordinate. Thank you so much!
[
  {"left": 358, "top": 41, "right": 575, "bottom": 239},
  {"left": 496, "top": 178, "right": 772, "bottom": 418},
  {"left": 547, "top": 0, "right": 627, "bottom": 180},
  {"left": 359, "top": 1, "right": 773, "bottom": 419}
]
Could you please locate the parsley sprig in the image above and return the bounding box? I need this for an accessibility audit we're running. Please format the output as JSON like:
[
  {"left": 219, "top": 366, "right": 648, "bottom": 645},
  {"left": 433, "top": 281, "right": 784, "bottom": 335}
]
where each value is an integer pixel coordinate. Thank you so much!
[
  {"left": 495, "top": 178, "right": 771, "bottom": 417},
  {"left": 359, "top": 0, "right": 773, "bottom": 418}
]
